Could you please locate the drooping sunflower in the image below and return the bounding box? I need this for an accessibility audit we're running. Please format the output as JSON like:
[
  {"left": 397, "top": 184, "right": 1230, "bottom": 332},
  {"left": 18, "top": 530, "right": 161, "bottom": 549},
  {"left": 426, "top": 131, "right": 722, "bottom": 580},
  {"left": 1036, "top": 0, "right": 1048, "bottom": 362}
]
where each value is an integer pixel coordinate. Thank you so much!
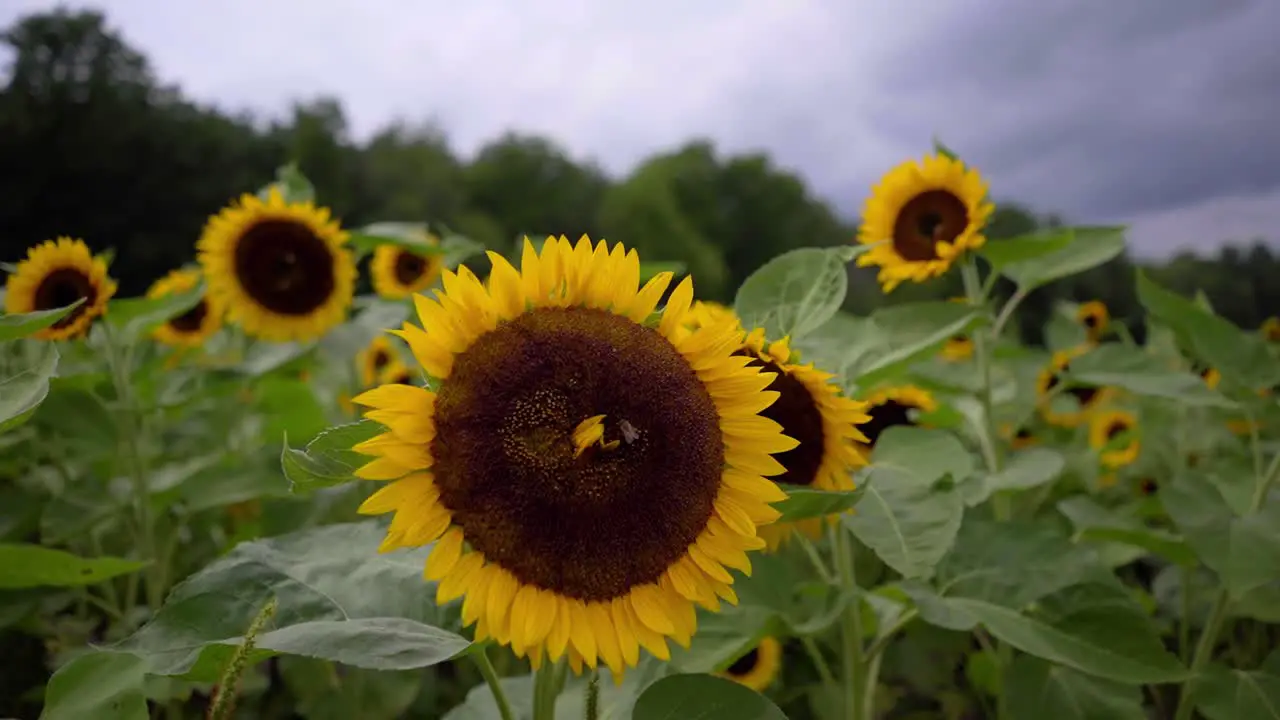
[
  {"left": 147, "top": 268, "right": 223, "bottom": 347},
  {"left": 718, "top": 637, "right": 782, "bottom": 692},
  {"left": 370, "top": 235, "right": 443, "bottom": 299},
  {"left": 351, "top": 236, "right": 796, "bottom": 678},
  {"left": 4, "top": 237, "right": 117, "bottom": 340},
  {"left": 733, "top": 329, "right": 870, "bottom": 550},
  {"left": 197, "top": 188, "right": 356, "bottom": 342},
  {"left": 855, "top": 153, "right": 995, "bottom": 292},
  {"left": 856, "top": 386, "right": 938, "bottom": 450},
  {"left": 1076, "top": 301, "right": 1109, "bottom": 344},
  {"left": 358, "top": 335, "right": 399, "bottom": 387},
  {"left": 1261, "top": 317, "right": 1280, "bottom": 343},
  {"left": 1036, "top": 348, "right": 1113, "bottom": 427},
  {"left": 941, "top": 334, "right": 974, "bottom": 362},
  {"left": 1089, "top": 409, "right": 1140, "bottom": 469}
]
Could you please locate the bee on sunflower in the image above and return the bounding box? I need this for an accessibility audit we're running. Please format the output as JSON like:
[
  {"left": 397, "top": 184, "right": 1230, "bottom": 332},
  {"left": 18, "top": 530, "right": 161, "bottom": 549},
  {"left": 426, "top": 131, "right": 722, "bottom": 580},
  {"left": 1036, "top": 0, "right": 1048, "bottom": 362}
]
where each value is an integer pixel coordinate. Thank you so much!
[
  {"left": 732, "top": 329, "right": 870, "bottom": 550},
  {"left": 856, "top": 386, "right": 937, "bottom": 450},
  {"left": 351, "top": 236, "right": 797, "bottom": 678},
  {"left": 197, "top": 188, "right": 356, "bottom": 342},
  {"left": 1036, "top": 348, "right": 1113, "bottom": 427},
  {"left": 1076, "top": 301, "right": 1109, "bottom": 344},
  {"left": 4, "top": 237, "right": 117, "bottom": 340},
  {"left": 717, "top": 637, "right": 783, "bottom": 692},
  {"left": 146, "top": 268, "right": 223, "bottom": 347},
  {"left": 370, "top": 234, "right": 443, "bottom": 300},
  {"left": 855, "top": 152, "right": 995, "bottom": 292}
]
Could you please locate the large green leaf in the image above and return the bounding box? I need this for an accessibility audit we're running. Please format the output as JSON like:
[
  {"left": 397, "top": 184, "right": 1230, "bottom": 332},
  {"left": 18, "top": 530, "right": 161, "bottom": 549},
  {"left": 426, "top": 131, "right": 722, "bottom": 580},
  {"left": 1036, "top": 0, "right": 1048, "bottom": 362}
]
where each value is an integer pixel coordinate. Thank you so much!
[
  {"left": 1058, "top": 495, "right": 1197, "bottom": 567},
  {"left": 114, "top": 521, "right": 470, "bottom": 680},
  {"left": 105, "top": 281, "right": 205, "bottom": 344},
  {"left": 1193, "top": 660, "right": 1280, "bottom": 720},
  {"left": 0, "top": 299, "right": 84, "bottom": 341},
  {"left": 282, "top": 420, "right": 384, "bottom": 493},
  {"left": 993, "top": 226, "right": 1127, "bottom": 290},
  {"left": 279, "top": 657, "right": 423, "bottom": 720},
  {"left": 0, "top": 341, "right": 60, "bottom": 433},
  {"left": 961, "top": 448, "right": 1065, "bottom": 506},
  {"left": 1065, "top": 343, "right": 1234, "bottom": 408},
  {"left": 772, "top": 484, "right": 864, "bottom": 522},
  {"left": 632, "top": 674, "right": 787, "bottom": 720},
  {"left": 734, "top": 246, "right": 858, "bottom": 342},
  {"left": 256, "top": 377, "right": 328, "bottom": 445},
  {"left": 40, "top": 650, "right": 149, "bottom": 720},
  {"left": 668, "top": 605, "right": 777, "bottom": 674},
  {"left": 1161, "top": 473, "right": 1280, "bottom": 599},
  {"left": 1002, "top": 656, "right": 1145, "bottom": 720},
  {"left": 853, "top": 301, "right": 984, "bottom": 386},
  {"left": 0, "top": 544, "right": 147, "bottom": 589}
]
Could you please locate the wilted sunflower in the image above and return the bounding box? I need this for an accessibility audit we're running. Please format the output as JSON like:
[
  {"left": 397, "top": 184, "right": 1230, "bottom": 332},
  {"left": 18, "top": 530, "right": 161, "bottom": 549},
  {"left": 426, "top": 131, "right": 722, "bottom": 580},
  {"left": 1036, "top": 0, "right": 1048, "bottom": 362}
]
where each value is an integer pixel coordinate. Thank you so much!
[
  {"left": 147, "top": 268, "right": 222, "bottom": 347},
  {"left": 1089, "top": 409, "right": 1140, "bottom": 469},
  {"left": 941, "top": 334, "right": 974, "bottom": 362},
  {"left": 4, "top": 237, "right": 117, "bottom": 340},
  {"left": 856, "top": 386, "right": 937, "bottom": 450},
  {"left": 197, "top": 188, "right": 356, "bottom": 342},
  {"left": 358, "top": 335, "right": 399, "bottom": 387},
  {"left": 855, "top": 153, "right": 995, "bottom": 292},
  {"left": 718, "top": 637, "right": 782, "bottom": 692},
  {"left": 371, "top": 235, "right": 443, "bottom": 300},
  {"left": 1036, "top": 348, "right": 1113, "bottom": 427},
  {"left": 1076, "top": 301, "right": 1109, "bottom": 343},
  {"left": 351, "top": 236, "right": 796, "bottom": 678},
  {"left": 734, "top": 329, "right": 870, "bottom": 550},
  {"left": 1262, "top": 317, "right": 1280, "bottom": 343}
]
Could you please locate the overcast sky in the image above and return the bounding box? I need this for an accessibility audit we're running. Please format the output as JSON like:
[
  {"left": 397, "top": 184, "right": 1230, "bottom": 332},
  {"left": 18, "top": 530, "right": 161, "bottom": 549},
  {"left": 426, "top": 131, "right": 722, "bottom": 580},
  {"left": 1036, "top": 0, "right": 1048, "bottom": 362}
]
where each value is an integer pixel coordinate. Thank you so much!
[{"left": 4, "top": 0, "right": 1277, "bottom": 258}]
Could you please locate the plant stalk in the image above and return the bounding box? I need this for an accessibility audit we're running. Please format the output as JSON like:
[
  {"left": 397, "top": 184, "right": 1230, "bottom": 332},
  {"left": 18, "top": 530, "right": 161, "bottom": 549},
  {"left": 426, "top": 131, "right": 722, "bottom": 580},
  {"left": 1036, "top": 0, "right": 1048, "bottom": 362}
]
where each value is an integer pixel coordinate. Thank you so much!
[
  {"left": 833, "top": 525, "right": 866, "bottom": 720},
  {"left": 470, "top": 647, "right": 515, "bottom": 720}
]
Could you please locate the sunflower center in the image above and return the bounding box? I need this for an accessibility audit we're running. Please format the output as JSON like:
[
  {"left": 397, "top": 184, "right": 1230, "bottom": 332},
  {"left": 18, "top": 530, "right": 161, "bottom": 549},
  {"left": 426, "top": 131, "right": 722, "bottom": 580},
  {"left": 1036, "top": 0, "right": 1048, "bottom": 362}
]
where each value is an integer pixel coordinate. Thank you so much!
[
  {"left": 1015, "top": 428, "right": 1032, "bottom": 440},
  {"left": 892, "top": 190, "right": 969, "bottom": 262},
  {"left": 33, "top": 267, "right": 96, "bottom": 329},
  {"left": 373, "top": 349, "right": 391, "bottom": 371},
  {"left": 233, "top": 219, "right": 336, "bottom": 316},
  {"left": 728, "top": 648, "right": 760, "bottom": 676},
  {"left": 393, "top": 250, "right": 429, "bottom": 286},
  {"left": 1083, "top": 314, "right": 1098, "bottom": 328},
  {"left": 1105, "top": 421, "right": 1128, "bottom": 441},
  {"left": 860, "top": 400, "right": 916, "bottom": 446},
  {"left": 737, "top": 353, "right": 825, "bottom": 486},
  {"left": 1068, "top": 386, "right": 1099, "bottom": 406},
  {"left": 429, "top": 306, "right": 724, "bottom": 602},
  {"left": 168, "top": 298, "right": 209, "bottom": 333},
  {"left": 1139, "top": 478, "right": 1157, "bottom": 496}
]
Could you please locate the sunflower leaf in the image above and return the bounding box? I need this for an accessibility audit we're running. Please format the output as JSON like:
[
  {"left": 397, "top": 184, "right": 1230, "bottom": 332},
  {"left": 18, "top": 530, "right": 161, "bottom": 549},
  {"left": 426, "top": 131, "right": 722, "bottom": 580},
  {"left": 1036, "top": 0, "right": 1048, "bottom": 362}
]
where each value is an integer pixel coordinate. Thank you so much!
[
  {"left": 262, "top": 163, "right": 316, "bottom": 204},
  {"left": 1064, "top": 342, "right": 1235, "bottom": 408},
  {"left": 1001, "top": 656, "right": 1147, "bottom": 720},
  {"left": 0, "top": 340, "right": 59, "bottom": 434},
  {"left": 105, "top": 281, "right": 205, "bottom": 344},
  {"left": 734, "top": 246, "right": 861, "bottom": 342},
  {"left": 281, "top": 420, "right": 383, "bottom": 494},
  {"left": 632, "top": 674, "right": 787, "bottom": 720},
  {"left": 0, "top": 543, "right": 148, "bottom": 588},
  {"left": 993, "top": 226, "right": 1127, "bottom": 290},
  {"left": 772, "top": 484, "right": 865, "bottom": 521},
  {"left": 0, "top": 298, "right": 85, "bottom": 340},
  {"left": 853, "top": 301, "right": 985, "bottom": 387},
  {"left": 1192, "top": 660, "right": 1280, "bottom": 720},
  {"left": 41, "top": 650, "right": 150, "bottom": 720}
]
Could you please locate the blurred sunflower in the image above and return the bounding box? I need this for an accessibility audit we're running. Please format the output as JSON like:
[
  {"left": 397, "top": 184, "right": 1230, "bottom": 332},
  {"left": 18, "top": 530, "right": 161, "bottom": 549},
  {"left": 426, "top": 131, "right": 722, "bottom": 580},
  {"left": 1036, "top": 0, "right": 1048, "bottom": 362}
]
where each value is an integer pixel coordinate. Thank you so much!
[
  {"left": 147, "top": 268, "right": 222, "bottom": 347},
  {"left": 197, "top": 188, "right": 356, "bottom": 342},
  {"left": 1076, "top": 301, "right": 1109, "bottom": 343},
  {"left": 856, "top": 386, "right": 937, "bottom": 450},
  {"left": 351, "top": 236, "right": 795, "bottom": 677},
  {"left": 1262, "top": 317, "right": 1280, "bottom": 343},
  {"left": 718, "top": 637, "right": 782, "bottom": 692},
  {"left": 1192, "top": 363, "right": 1221, "bottom": 390},
  {"left": 684, "top": 300, "right": 742, "bottom": 333},
  {"left": 1089, "top": 409, "right": 1140, "bottom": 469},
  {"left": 358, "top": 335, "right": 398, "bottom": 387},
  {"left": 941, "top": 334, "right": 973, "bottom": 362},
  {"left": 733, "top": 329, "right": 870, "bottom": 550},
  {"left": 371, "top": 235, "right": 443, "bottom": 299},
  {"left": 999, "top": 423, "right": 1037, "bottom": 450},
  {"left": 1036, "top": 348, "right": 1113, "bottom": 427},
  {"left": 4, "top": 237, "right": 117, "bottom": 340},
  {"left": 1136, "top": 477, "right": 1158, "bottom": 498},
  {"left": 855, "top": 153, "right": 994, "bottom": 292},
  {"left": 377, "top": 357, "right": 419, "bottom": 387}
]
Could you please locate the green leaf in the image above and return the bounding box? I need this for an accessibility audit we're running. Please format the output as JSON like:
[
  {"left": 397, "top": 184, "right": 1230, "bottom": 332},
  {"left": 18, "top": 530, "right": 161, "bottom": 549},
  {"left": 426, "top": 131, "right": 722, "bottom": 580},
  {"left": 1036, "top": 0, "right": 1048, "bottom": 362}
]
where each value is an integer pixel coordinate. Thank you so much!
[
  {"left": 282, "top": 420, "right": 383, "bottom": 494},
  {"left": 772, "top": 484, "right": 864, "bottom": 522},
  {"left": 734, "top": 246, "right": 858, "bottom": 342},
  {"left": 961, "top": 448, "right": 1065, "bottom": 506},
  {"left": 1002, "top": 656, "right": 1145, "bottom": 720},
  {"left": 0, "top": 544, "right": 147, "bottom": 588},
  {"left": 854, "top": 301, "right": 984, "bottom": 386},
  {"left": 1058, "top": 495, "right": 1197, "bottom": 567},
  {"left": 1065, "top": 343, "right": 1234, "bottom": 408},
  {"left": 350, "top": 222, "right": 441, "bottom": 256},
  {"left": 0, "top": 299, "right": 85, "bottom": 340},
  {"left": 1161, "top": 473, "right": 1280, "bottom": 599},
  {"left": 995, "top": 226, "right": 1127, "bottom": 290},
  {"left": 105, "top": 281, "right": 205, "bottom": 343},
  {"left": 979, "top": 229, "right": 1076, "bottom": 273},
  {"left": 236, "top": 340, "right": 313, "bottom": 377},
  {"left": 1193, "top": 662, "right": 1280, "bottom": 720},
  {"left": 436, "top": 233, "right": 487, "bottom": 270},
  {"left": 264, "top": 163, "right": 316, "bottom": 204},
  {"left": 932, "top": 137, "right": 961, "bottom": 161},
  {"left": 256, "top": 377, "right": 327, "bottom": 445},
  {"left": 40, "top": 650, "right": 149, "bottom": 720},
  {"left": 870, "top": 427, "right": 975, "bottom": 486},
  {"left": 632, "top": 674, "right": 787, "bottom": 720},
  {"left": 1137, "top": 271, "right": 1280, "bottom": 390},
  {"left": 0, "top": 341, "right": 60, "bottom": 434},
  {"left": 669, "top": 605, "right": 776, "bottom": 674},
  {"left": 115, "top": 521, "right": 471, "bottom": 680},
  {"left": 279, "top": 657, "right": 424, "bottom": 720}
]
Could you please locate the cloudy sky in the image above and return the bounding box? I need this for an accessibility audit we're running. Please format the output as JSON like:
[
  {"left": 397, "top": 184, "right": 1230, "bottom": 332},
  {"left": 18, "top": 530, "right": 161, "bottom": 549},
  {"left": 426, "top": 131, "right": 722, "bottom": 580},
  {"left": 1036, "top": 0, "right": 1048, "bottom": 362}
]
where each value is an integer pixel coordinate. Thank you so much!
[{"left": 4, "top": 0, "right": 1277, "bottom": 258}]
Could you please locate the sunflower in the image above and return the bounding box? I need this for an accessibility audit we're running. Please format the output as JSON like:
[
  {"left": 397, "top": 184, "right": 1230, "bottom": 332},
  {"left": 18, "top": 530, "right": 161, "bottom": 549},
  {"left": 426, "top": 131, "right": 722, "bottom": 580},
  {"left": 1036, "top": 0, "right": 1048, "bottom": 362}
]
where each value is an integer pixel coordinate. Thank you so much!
[
  {"left": 146, "top": 268, "right": 223, "bottom": 347},
  {"left": 1261, "top": 317, "right": 1280, "bottom": 343},
  {"left": 856, "top": 386, "right": 937, "bottom": 450},
  {"left": 358, "top": 335, "right": 399, "bottom": 387},
  {"left": 1089, "top": 409, "right": 1140, "bottom": 469},
  {"left": 855, "top": 153, "right": 995, "bottom": 292},
  {"left": 1192, "top": 363, "right": 1221, "bottom": 390},
  {"left": 941, "top": 334, "right": 973, "bottom": 362},
  {"left": 197, "top": 188, "right": 356, "bottom": 342},
  {"left": 3, "top": 237, "right": 117, "bottom": 340},
  {"left": 1135, "top": 477, "right": 1158, "bottom": 498},
  {"left": 718, "top": 636, "right": 782, "bottom": 692},
  {"left": 999, "top": 423, "right": 1037, "bottom": 450},
  {"left": 1076, "top": 301, "right": 1109, "bottom": 343},
  {"left": 370, "top": 235, "right": 443, "bottom": 299},
  {"left": 733, "top": 329, "right": 869, "bottom": 550},
  {"left": 350, "top": 236, "right": 796, "bottom": 678},
  {"left": 1036, "top": 348, "right": 1113, "bottom": 427},
  {"left": 684, "top": 300, "right": 742, "bottom": 333},
  {"left": 377, "top": 357, "right": 419, "bottom": 387}
]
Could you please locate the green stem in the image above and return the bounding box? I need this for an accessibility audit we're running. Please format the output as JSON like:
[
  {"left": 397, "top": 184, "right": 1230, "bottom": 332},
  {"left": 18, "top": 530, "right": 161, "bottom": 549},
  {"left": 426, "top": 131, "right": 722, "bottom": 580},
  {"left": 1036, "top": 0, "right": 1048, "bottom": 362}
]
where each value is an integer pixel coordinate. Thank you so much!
[
  {"left": 470, "top": 647, "right": 515, "bottom": 720},
  {"left": 585, "top": 670, "right": 601, "bottom": 720},
  {"left": 1179, "top": 565, "right": 1192, "bottom": 665},
  {"left": 800, "top": 636, "right": 837, "bottom": 688},
  {"left": 961, "top": 260, "right": 1006, "bottom": 519},
  {"left": 863, "top": 609, "right": 918, "bottom": 662},
  {"left": 833, "top": 525, "right": 865, "bottom": 720},
  {"left": 532, "top": 658, "right": 565, "bottom": 720}
]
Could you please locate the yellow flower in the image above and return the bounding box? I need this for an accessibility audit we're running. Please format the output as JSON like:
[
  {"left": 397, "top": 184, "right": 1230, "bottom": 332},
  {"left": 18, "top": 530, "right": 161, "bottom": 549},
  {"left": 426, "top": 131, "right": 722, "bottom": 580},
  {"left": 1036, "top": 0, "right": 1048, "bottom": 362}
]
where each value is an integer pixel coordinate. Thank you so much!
[
  {"left": 1000, "top": 423, "right": 1037, "bottom": 450},
  {"left": 197, "top": 188, "right": 356, "bottom": 342},
  {"left": 855, "top": 153, "right": 994, "bottom": 292},
  {"left": 351, "top": 236, "right": 796, "bottom": 678},
  {"left": 856, "top": 386, "right": 937, "bottom": 450},
  {"left": 357, "top": 335, "right": 399, "bottom": 387},
  {"left": 684, "top": 300, "right": 742, "bottom": 333},
  {"left": 1193, "top": 363, "right": 1221, "bottom": 390},
  {"left": 4, "top": 237, "right": 117, "bottom": 340},
  {"left": 147, "top": 268, "right": 223, "bottom": 347},
  {"left": 1089, "top": 409, "right": 1140, "bottom": 469},
  {"left": 1076, "top": 301, "right": 1109, "bottom": 343},
  {"left": 1036, "top": 347, "right": 1113, "bottom": 427},
  {"left": 1261, "top": 317, "right": 1280, "bottom": 343},
  {"left": 718, "top": 636, "right": 782, "bottom": 692},
  {"left": 735, "top": 329, "right": 870, "bottom": 551},
  {"left": 370, "top": 235, "right": 443, "bottom": 299},
  {"left": 376, "top": 357, "right": 419, "bottom": 387},
  {"left": 941, "top": 335, "right": 974, "bottom": 362}
]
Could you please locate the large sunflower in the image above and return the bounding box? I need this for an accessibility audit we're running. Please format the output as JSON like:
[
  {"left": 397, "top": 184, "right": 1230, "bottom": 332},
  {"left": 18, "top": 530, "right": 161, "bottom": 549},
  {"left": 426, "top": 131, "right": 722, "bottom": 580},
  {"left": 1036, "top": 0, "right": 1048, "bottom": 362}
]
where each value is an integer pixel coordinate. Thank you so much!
[
  {"left": 1089, "top": 408, "right": 1140, "bottom": 469},
  {"left": 4, "top": 238, "right": 117, "bottom": 340},
  {"left": 856, "top": 386, "right": 937, "bottom": 450},
  {"left": 1036, "top": 348, "right": 1113, "bottom": 427},
  {"left": 718, "top": 636, "right": 782, "bottom": 692},
  {"left": 1076, "top": 301, "right": 1109, "bottom": 344},
  {"left": 147, "top": 268, "right": 223, "bottom": 347},
  {"left": 351, "top": 236, "right": 795, "bottom": 678},
  {"left": 370, "top": 235, "right": 443, "bottom": 300},
  {"left": 197, "top": 188, "right": 356, "bottom": 342},
  {"left": 358, "top": 335, "right": 399, "bottom": 387},
  {"left": 855, "top": 153, "right": 995, "bottom": 292},
  {"left": 734, "top": 329, "right": 869, "bottom": 550}
]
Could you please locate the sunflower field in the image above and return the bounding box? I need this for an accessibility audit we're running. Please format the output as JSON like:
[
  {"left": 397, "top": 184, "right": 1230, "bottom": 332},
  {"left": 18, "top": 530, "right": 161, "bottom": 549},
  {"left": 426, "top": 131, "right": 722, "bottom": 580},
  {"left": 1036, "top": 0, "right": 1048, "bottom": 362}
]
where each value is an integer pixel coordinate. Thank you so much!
[{"left": 2, "top": 147, "right": 1279, "bottom": 720}]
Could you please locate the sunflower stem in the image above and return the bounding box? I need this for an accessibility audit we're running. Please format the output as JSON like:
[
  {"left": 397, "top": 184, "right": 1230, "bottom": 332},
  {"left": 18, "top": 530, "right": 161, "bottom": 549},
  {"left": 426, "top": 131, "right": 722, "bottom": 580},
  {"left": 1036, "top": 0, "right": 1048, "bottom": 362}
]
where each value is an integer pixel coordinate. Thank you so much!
[
  {"left": 961, "top": 259, "right": 1005, "bottom": 514},
  {"left": 832, "top": 525, "right": 866, "bottom": 720},
  {"left": 471, "top": 646, "right": 515, "bottom": 720},
  {"left": 532, "top": 657, "right": 564, "bottom": 720},
  {"left": 584, "top": 669, "right": 601, "bottom": 720}
]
